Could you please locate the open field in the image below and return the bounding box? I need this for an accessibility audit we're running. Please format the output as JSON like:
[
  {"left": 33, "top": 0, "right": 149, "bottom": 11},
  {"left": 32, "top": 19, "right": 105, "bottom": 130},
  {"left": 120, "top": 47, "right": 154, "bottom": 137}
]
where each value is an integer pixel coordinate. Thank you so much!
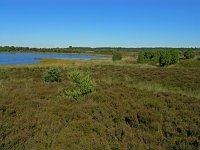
[
  {"left": 0, "top": 55, "right": 200, "bottom": 149},
  {"left": 1, "top": 0, "right": 200, "bottom": 149}
]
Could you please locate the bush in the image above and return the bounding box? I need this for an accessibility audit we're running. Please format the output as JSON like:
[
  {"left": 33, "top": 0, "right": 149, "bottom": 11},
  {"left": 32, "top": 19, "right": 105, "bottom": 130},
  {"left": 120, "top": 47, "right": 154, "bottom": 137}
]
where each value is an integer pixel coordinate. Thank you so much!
[
  {"left": 137, "top": 51, "right": 145, "bottom": 64},
  {"left": 158, "top": 50, "right": 179, "bottom": 66},
  {"left": 159, "top": 51, "right": 172, "bottom": 67},
  {"left": 151, "top": 50, "right": 161, "bottom": 64},
  {"left": 43, "top": 67, "right": 62, "bottom": 82},
  {"left": 184, "top": 50, "right": 194, "bottom": 59},
  {"left": 65, "top": 69, "right": 96, "bottom": 99},
  {"left": 170, "top": 50, "right": 179, "bottom": 64},
  {"left": 112, "top": 52, "right": 122, "bottom": 61},
  {"left": 144, "top": 51, "right": 153, "bottom": 60},
  {"left": 138, "top": 50, "right": 180, "bottom": 67}
]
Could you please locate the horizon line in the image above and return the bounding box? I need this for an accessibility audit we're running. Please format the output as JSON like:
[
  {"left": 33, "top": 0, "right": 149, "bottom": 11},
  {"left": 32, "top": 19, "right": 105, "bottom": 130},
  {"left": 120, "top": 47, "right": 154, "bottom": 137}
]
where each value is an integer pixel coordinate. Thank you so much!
[{"left": 0, "top": 45, "right": 199, "bottom": 49}]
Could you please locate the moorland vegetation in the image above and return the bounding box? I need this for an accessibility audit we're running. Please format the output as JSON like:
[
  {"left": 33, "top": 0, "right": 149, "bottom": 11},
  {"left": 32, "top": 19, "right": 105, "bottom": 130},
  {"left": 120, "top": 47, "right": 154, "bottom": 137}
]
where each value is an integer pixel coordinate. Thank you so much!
[{"left": 0, "top": 48, "right": 200, "bottom": 150}]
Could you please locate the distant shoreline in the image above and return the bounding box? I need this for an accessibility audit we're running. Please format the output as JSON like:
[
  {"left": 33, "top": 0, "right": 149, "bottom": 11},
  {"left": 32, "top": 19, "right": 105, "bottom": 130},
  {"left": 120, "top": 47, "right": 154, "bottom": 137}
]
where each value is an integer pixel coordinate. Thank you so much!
[{"left": 0, "top": 51, "right": 111, "bottom": 57}]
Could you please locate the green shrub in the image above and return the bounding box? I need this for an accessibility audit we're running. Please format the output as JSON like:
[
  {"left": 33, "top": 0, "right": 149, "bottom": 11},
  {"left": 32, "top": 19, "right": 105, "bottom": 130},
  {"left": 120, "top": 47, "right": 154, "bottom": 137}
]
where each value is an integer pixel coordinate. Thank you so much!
[
  {"left": 137, "top": 50, "right": 180, "bottom": 67},
  {"left": 144, "top": 51, "right": 153, "bottom": 60},
  {"left": 159, "top": 51, "right": 172, "bottom": 67},
  {"left": 65, "top": 69, "right": 96, "bottom": 99},
  {"left": 43, "top": 67, "right": 62, "bottom": 82},
  {"left": 184, "top": 50, "right": 194, "bottom": 59},
  {"left": 170, "top": 50, "right": 179, "bottom": 64},
  {"left": 159, "top": 50, "right": 179, "bottom": 66},
  {"left": 151, "top": 50, "right": 161, "bottom": 64},
  {"left": 112, "top": 52, "right": 122, "bottom": 61},
  {"left": 137, "top": 51, "right": 145, "bottom": 64}
]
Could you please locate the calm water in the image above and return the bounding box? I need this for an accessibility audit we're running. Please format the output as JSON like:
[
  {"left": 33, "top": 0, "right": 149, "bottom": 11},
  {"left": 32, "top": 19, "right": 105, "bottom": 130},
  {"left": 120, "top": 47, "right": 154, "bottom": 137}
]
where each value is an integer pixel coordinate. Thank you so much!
[{"left": 0, "top": 52, "right": 106, "bottom": 65}]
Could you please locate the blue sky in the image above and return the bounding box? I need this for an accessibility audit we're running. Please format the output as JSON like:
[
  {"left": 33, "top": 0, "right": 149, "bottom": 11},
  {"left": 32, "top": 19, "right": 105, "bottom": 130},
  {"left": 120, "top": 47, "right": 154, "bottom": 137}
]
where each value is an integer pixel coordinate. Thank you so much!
[{"left": 0, "top": 0, "right": 199, "bottom": 48}]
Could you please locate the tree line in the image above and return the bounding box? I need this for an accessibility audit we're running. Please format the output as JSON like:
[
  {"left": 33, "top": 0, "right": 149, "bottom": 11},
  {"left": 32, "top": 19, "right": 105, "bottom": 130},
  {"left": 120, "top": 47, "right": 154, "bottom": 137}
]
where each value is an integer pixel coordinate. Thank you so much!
[
  {"left": 137, "top": 49, "right": 195, "bottom": 67},
  {"left": 0, "top": 46, "right": 199, "bottom": 54}
]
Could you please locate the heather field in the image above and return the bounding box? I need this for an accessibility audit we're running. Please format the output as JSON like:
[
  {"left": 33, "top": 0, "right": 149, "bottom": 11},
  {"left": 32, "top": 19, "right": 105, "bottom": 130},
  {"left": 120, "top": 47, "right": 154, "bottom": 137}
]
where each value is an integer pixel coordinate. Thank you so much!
[
  {"left": 1, "top": 0, "right": 200, "bottom": 149},
  {"left": 0, "top": 53, "right": 200, "bottom": 150}
]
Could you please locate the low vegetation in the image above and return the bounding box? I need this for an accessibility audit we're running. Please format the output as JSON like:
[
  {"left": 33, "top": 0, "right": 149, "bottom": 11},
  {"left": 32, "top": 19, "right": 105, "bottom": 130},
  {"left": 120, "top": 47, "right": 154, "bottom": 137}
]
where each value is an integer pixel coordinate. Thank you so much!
[
  {"left": 159, "top": 50, "right": 179, "bottom": 67},
  {"left": 137, "top": 51, "right": 145, "bottom": 64},
  {"left": 112, "top": 51, "right": 122, "bottom": 61},
  {"left": 138, "top": 50, "right": 181, "bottom": 67},
  {"left": 184, "top": 49, "right": 195, "bottom": 59},
  {"left": 43, "top": 67, "right": 62, "bottom": 82},
  {"left": 62, "top": 69, "right": 96, "bottom": 99},
  {"left": 0, "top": 51, "right": 200, "bottom": 149}
]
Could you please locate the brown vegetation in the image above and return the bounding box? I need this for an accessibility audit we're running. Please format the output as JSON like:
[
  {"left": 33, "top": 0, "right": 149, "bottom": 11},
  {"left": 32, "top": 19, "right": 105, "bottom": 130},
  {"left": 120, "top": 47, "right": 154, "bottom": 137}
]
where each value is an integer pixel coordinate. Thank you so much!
[{"left": 0, "top": 58, "right": 200, "bottom": 149}]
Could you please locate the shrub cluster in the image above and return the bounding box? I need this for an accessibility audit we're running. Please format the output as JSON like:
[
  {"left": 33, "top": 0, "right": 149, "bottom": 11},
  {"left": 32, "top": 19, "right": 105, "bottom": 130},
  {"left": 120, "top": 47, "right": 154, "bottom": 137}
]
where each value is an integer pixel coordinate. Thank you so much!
[
  {"left": 112, "top": 51, "right": 122, "bottom": 61},
  {"left": 43, "top": 67, "right": 62, "bottom": 82},
  {"left": 137, "top": 50, "right": 179, "bottom": 67},
  {"left": 184, "top": 49, "right": 194, "bottom": 59},
  {"left": 159, "top": 50, "right": 179, "bottom": 67},
  {"left": 137, "top": 51, "right": 145, "bottom": 64},
  {"left": 64, "top": 69, "right": 96, "bottom": 99}
]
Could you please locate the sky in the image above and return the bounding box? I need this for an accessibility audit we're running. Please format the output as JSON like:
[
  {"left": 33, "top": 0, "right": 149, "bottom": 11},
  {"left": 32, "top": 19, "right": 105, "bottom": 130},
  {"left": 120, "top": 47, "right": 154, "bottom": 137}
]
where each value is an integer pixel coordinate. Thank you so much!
[{"left": 0, "top": 0, "right": 199, "bottom": 48}]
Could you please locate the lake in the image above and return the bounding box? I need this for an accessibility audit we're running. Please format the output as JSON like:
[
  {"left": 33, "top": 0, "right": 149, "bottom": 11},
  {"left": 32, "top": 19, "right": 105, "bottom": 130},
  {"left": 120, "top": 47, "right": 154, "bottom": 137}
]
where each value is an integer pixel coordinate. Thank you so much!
[{"left": 0, "top": 52, "right": 107, "bottom": 65}]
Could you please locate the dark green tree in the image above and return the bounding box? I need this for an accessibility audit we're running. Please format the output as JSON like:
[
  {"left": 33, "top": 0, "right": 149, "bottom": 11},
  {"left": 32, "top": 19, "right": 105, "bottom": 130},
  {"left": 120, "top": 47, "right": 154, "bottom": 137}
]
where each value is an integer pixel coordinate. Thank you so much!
[
  {"left": 159, "top": 51, "right": 172, "bottom": 67},
  {"left": 137, "top": 51, "right": 145, "bottom": 64},
  {"left": 112, "top": 51, "right": 122, "bottom": 61},
  {"left": 151, "top": 50, "right": 161, "bottom": 64},
  {"left": 43, "top": 67, "right": 62, "bottom": 82},
  {"left": 144, "top": 51, "right": 152, "bottom": 60},
  {"left": 170, "top": 50, "right": 179, "bottom": 64},
  {"left": 184, "top": 49, "right": 194, "bottom": 59}
]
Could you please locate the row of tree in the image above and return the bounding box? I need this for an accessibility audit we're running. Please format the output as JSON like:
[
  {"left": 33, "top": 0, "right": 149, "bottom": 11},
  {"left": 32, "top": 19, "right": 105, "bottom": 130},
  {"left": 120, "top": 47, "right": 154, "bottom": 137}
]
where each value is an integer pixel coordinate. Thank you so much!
[
  {"left": 0, "top": 46, "right": 199, "bottom": 54},
  {"left": 137, "top": 49, "right": 195, "bottom": 67}
]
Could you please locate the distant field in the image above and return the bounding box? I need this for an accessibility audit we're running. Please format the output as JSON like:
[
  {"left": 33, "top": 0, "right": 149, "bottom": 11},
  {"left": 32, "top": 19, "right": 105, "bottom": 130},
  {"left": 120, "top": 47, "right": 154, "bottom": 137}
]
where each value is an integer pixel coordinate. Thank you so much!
[{"left": 0, "top": 54, "right": 200, "bottom": 149}]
